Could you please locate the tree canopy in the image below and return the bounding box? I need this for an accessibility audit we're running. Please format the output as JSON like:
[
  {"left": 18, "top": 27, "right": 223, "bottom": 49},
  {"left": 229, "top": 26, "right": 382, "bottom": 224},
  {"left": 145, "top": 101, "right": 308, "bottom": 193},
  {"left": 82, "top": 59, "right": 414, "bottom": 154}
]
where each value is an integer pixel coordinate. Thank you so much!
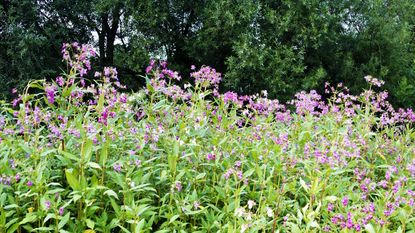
[{"left": 1, "top": 0, "right": 415, "bottom": 106}]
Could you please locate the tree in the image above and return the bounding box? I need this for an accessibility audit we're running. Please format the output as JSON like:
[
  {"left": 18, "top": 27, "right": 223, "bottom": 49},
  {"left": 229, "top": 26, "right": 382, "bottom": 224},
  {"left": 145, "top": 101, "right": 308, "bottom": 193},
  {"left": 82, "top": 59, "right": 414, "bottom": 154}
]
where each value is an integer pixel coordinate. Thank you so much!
[{"left": 1, "top": 0, "right": 415, "bottom": 106}]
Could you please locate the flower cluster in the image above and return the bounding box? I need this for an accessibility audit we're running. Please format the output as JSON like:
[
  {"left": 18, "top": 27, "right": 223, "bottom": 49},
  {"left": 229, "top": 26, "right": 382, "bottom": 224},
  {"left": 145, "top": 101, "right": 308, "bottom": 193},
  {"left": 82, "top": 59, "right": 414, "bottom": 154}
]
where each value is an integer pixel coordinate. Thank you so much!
[{"left": 190, "top": 65, "right": 221, "bottom": 89}]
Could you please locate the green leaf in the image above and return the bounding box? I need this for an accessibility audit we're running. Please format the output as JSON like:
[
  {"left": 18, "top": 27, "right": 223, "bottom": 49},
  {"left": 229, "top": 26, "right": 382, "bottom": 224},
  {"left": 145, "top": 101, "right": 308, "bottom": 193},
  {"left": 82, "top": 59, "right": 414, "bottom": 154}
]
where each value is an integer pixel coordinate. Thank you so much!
[
  {"left": 85, "top": 218, "right": 95, "bottom": 229},
  {"left": 117, "top": 225, "right": 131, "bottom": 233},
  {"left": 291, "top": 224, "right": 302, "bottom": 233},
  {"left": 58, "top": 213, "right": 70, "bottom": 229},
  {"left": 100, "top": 140, "right": 108, "bottom": 166},
  {"left": 86, "top": 162, "right": 102, "bottom": 170},
  {"left": 135, "top": 219, "right": 145, "bottom": 232},
  {"left": 195, "top": 173, "right": 206, "bottom": 180},
  {"left": 167, "top": 140, "right": 179, "bottom": 175},
  {"left": 65, "top": 169, "right": 80, "bottom": 191},
  {"left": 324, "top": 196, "right": 337, "bottom": 202},
  {"left": 364, "top": 224, "right": 376, "bottom": 233},
  {"left": 19, "top": 213, "right": 37, "bottom": 225},
  {"left": 81, "top": 139, "right": 93, "bottom": 162},
  {"left": 32, "top": 227, "right": 54, "bottom": 231},
  {"left": 110, "top": 199, "right": 121, "bottom": 216},
  {"left": 58, "top": 150, "right": 80, "bottom": 162},
  {"left": 5, "top": 218, "right": 19, "bottom": 229},
  {"left": 300, "top": 178, "right": 309, "bottom": 192},
  {"left": 146, "top": 83, "right": 154, "bottom": 93},
  {"left": 396, "top": 226, "right": 403, "bottom": 233},
  {"left": 62, "top": 84, "right": 76, "bottom": 98},
  {"left": 4, "top": 204, "right": 19, "bottom": 210},
  {"left": 169, "top": 214, "right": 180, "bottom": 224},
  {"left": 96, "top": 92, "right": 105, "bottom": 112},
  {"left": 43, "top": 213, "right": 56, "bottom": 224},
  {"left": 307, "top": 220, "right": 319, "bottom": 229},
  {"left": 104, "top": 190, "right": 119, "bottom": 200},
  {"left": 6, "top": 222, "right": 19, "bottom": 233},
  {"left": 154, "top": 230, "right": 170, "bottom": 233}
]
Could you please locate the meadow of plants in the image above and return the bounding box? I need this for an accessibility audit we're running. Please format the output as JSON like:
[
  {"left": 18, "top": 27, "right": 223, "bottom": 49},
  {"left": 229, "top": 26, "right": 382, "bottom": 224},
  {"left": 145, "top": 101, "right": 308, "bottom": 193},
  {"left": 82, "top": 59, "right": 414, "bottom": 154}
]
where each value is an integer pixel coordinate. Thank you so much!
[{"left": 0, "top": 43, "right": 414, "bottom": 233}]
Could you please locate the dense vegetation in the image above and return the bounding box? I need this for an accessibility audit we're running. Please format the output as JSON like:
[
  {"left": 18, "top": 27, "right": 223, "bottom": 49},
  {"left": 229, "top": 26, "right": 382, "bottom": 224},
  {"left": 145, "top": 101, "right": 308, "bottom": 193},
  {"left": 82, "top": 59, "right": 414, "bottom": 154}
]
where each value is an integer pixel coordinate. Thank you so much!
[
  {"left": 0, "top": 43, "right": 414, "bottom": 232},
  {"left": 1, "top": 0, "right": 415, "bottom": 106}
]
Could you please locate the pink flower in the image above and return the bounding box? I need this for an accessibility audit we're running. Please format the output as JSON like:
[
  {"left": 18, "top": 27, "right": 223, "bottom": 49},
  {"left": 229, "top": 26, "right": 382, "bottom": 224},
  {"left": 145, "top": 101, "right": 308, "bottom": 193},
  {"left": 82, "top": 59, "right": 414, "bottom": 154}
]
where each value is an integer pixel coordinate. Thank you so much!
[
  {"left": 327, "top": 203, "right": 334, "bottom": 212},
  {"left": 145, "top": 65, "right": 153, "bottom": 74},
  {"left": 206, "top": 153, "right": 216, "bottom": 161},
  {"left": 175, "top": 181, "right": 182, "bottom": 192},
  {"left": 247, "top": 200, "right": 256, "bottom": 209},
  {"left": 59, "top": 207, "right": 64, "bottom": 216},
  {"left": 45, "top": 85, "right": 57, "bottom": 104},
  {"left": 44, "top": 200, "right": 51, "bottom": 210},
  {"left": 342, "top": 196, "right": 349, "bottom": 207}
]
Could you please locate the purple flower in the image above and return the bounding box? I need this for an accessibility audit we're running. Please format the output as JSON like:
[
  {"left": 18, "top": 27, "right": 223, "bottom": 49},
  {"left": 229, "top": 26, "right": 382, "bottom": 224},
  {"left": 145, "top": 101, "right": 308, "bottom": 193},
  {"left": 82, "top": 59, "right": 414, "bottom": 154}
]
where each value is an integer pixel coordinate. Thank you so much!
[
  {"left": 44, "top": 200, "right": 51, "bottom": 210},
  {"left": 327, "top": 203, "right": 334, "bottom": 212},
  {"left": 145, "top": 65, "right": 153, "bottom": 74},
  {"left": 113, "top": 163, "right": 122, "bottom": 172},
  {"left": 135, "top": 159, "right": 141, "bottom": 166},
  {"left": 27, "top": 180, "right": 33, "bottom": 187},
  {"left": 323, "top": 226, "right": 331, "bottom": 232},
  {"left": 193, "top": 201, "right": 200, "bottom": 209},
  {"left": 346, "top": 212, "right": 353, "bottom": 229},
  {"left": 175, "top": 181, "right": 182, "bottom": 192},
  {"left": 247, "top": 200, "right": 256, "bottom": 210},
  {"left": 94, "top": 71, "right": 102, "bottom": 77},
  {"left": 161, "top": 61, "right": 167, "bottom": 68},
  {"left": 59, "top": 207, "right": 64, "bottom": 216},
  {"left": 206, "top": 153, "right": 216, "bottom": 161},
  {"left": 190, "top": 66, "right": 222, "bottom": 88},
  {"left": 56, "top": 76, "right": 65, "bottom": 86},
  {"left": 45, "top": 85, "right": 57, "bottom": 104},
  {"left": 223, "top": 91, "right": 241, "bottom": 106},
  {"left": 364, "top": 75, "right": 385, "bottom": 87},
  {"left": 224, "top": 168, "right": 234, "bottom": 180},
  {"left": 104, "top": 67, "right": 111, "bottom": 76},
  {"left": 342, "top": 196, "right": 349, "bottom": 207},
  {"left": 237, "top": 171, "right": 243, "bottom": 179}
]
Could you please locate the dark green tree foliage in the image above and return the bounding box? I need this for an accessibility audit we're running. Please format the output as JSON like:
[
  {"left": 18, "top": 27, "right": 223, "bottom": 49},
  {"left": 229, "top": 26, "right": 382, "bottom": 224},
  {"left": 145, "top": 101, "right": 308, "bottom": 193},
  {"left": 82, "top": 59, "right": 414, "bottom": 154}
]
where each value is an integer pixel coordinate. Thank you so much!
[
  {"left": 127, "top": 0, "right": 205, "bottom": 73},
  {"left": 0, "top": 0, "right": 91, "bottom": 99},
  {"left": 222, "top": 0, "right": 415, "bottom": 104},
  {"left": 1, "top": 0, "right": 415, "bottom": 106}
]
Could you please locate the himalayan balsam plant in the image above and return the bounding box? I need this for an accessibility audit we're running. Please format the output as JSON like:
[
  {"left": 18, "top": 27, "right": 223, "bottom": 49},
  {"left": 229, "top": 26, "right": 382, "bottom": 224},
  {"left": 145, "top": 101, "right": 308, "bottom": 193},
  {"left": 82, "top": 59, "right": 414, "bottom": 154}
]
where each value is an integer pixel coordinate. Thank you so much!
[{"left": 0, "top": 43, "right": 414, "bottom": 232}]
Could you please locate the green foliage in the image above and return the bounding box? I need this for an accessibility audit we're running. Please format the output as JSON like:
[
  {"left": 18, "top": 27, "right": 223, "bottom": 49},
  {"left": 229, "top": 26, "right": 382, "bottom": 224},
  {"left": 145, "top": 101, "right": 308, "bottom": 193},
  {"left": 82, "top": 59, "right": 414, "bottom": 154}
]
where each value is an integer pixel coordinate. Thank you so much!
[
  {"left": 1, "top": 0, "right": 415, "bottom": 106},
  {"left": 0, "top": 46, "right": 414, "bottom": 232}
]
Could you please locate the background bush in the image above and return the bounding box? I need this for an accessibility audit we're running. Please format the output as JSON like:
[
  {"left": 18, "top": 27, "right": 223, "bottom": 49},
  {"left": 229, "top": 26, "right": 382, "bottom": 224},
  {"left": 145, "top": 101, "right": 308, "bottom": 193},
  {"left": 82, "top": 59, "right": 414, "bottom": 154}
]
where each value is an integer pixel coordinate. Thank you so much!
[{"left": 1, "top": 0, "right": 415, "bottom": 106}]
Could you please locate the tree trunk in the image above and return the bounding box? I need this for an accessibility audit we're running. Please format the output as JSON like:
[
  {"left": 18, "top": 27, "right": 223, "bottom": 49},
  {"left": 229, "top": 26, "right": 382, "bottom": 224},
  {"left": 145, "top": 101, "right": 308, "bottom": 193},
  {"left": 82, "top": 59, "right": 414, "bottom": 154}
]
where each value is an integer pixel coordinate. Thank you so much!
[
  {"left": 105, "top": 5, "right": 120, "bottom": 65},
  {"left": 99, "top": 13, "right": 108, "bottom": 67},
  {"left": 97, "top": 4, "right": 121, "bottom": 68}
]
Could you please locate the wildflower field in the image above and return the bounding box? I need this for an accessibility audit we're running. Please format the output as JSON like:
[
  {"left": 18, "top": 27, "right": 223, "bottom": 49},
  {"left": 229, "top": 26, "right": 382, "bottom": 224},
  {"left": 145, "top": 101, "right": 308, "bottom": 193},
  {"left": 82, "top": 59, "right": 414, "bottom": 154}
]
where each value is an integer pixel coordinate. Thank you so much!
[{"left": 0, "top": 43, "right": 414, "bottom": 233}]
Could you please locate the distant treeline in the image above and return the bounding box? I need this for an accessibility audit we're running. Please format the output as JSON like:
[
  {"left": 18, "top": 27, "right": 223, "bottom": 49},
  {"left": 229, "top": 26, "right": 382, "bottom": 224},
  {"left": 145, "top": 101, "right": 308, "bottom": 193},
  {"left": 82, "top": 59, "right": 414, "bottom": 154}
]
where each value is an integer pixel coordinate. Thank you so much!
[{"left": 1, "top": 0, "right": 415, "bottom": 106}]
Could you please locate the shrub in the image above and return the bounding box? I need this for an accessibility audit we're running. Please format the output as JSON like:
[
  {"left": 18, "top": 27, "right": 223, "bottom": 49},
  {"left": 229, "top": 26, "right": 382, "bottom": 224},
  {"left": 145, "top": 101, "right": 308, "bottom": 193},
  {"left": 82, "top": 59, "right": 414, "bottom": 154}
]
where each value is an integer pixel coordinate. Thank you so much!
[{"left": 0, "top": 43, "right": 414, "bottom": 232}]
